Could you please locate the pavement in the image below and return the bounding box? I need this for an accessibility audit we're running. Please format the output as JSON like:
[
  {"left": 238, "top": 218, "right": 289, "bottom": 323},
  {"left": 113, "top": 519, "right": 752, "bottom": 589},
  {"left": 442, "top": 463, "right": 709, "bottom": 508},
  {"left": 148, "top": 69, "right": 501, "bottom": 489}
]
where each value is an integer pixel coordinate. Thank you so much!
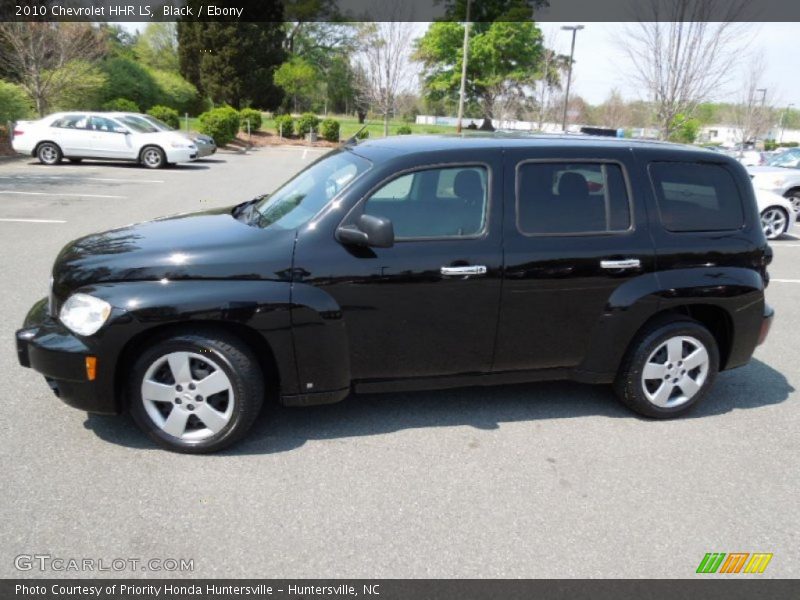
[{"left": 0, "top": 148, "right": 797, "bottom": 579}]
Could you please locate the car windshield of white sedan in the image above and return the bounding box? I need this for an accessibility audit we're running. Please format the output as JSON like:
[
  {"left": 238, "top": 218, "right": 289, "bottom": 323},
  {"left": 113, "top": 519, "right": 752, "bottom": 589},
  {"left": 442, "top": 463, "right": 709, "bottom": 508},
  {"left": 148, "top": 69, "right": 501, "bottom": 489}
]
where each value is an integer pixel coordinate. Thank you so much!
[
  {"left": 767, "top": 150, "right": 800, "bottom": 168},
  {"left": 117, "top": 117, "right": 158, "bottom": 133},
  {"left": 250, "top": 150, "right": 371, "bottom": 230}
]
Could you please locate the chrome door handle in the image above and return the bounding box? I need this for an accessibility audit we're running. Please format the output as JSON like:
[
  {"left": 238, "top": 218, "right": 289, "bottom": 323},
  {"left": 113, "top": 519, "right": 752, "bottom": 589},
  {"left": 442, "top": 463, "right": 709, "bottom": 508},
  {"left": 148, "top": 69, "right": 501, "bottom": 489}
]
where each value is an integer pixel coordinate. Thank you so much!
[
  {"left": 600, "top": 258, "right": 641, "bottom": 270},
  {"left": 440, "top": 265, "right": 488, "bottom": 276}
]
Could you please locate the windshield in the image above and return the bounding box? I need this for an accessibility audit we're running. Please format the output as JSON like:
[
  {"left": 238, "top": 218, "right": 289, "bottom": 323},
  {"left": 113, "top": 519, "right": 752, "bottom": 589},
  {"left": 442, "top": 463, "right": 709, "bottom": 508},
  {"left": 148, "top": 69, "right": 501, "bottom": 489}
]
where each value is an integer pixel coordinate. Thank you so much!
[
  {"left": 248, "top": 149, "right": 370, "bottom": 230},
  {"left": 142, "top": 115, "right": 174, "bottom": 131},
  {"left": 117, "top": 116, "right": 159, "bottom": 133},
  {"left": 766, "top": 150, "right": 800, "bottom": 169}
]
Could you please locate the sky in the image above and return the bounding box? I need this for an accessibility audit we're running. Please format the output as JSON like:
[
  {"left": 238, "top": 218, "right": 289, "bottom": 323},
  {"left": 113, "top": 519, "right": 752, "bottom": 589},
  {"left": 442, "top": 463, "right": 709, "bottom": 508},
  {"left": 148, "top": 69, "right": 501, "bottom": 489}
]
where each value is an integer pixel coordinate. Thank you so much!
[{"left": 123, "top": 21, "right": 799, "bottom": 110}]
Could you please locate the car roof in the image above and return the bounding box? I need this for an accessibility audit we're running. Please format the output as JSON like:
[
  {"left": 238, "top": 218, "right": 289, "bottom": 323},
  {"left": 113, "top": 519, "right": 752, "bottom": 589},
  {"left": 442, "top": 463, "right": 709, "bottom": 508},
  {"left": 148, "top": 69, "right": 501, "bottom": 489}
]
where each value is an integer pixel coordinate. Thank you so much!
[{"left": 352, "top": 133, "right": 700, "bottom": 153}]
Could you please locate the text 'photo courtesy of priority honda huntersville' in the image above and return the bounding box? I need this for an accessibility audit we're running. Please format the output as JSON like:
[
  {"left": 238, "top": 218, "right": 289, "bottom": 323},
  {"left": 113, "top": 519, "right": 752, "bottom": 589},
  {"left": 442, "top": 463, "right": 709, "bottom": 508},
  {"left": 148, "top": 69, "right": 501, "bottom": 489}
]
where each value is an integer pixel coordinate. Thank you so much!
[{"left": 15, "top": 135, "right": 775, "bottom": 453}]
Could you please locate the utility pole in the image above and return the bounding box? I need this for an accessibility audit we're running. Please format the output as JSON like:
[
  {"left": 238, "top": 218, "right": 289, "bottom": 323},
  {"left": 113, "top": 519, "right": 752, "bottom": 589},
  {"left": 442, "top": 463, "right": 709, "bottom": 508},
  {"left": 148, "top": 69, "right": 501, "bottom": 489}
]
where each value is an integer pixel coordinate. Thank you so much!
[
  {"left": 780, "top": 103, "right": 795, "bottom": 144},
  {"left": 560, "top": 25, "right": 584, "bottom": 133},
  {"left": 455, "top": 0, "right": 472, "bottom": 134}
]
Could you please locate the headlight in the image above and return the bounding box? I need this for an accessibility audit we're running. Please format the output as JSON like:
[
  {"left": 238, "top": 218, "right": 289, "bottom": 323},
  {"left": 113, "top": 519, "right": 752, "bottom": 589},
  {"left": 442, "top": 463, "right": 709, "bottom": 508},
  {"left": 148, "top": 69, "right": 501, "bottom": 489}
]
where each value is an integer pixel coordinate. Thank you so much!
[
  {"left": 59, "top": 293, "right": 111, "bottom": 336},
  {"left": 170, "top": 141, "right": 191, "bottom": 148}
]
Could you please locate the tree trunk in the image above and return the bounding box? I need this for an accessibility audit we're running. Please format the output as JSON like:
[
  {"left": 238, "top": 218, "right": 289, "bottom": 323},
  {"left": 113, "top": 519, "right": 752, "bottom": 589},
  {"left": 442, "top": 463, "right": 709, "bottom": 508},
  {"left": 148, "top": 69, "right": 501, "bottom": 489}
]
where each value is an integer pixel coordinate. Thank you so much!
[
  {"left": 479, "top": 117, "right": 495, "bottom": 131},
  {"left": 383, "top": 113, "right": 389, "bottom": 137},
  {"left": 357, "top": 110, "right": 366, "bottom": 124}
]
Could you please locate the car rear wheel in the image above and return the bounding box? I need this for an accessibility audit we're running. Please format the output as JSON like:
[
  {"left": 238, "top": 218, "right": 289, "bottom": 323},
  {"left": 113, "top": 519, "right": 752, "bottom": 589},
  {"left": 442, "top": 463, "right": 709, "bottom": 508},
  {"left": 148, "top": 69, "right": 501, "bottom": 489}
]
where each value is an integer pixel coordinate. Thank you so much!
[
  {"left": 614, "top": 319, "right": 719, "bottom": 418},
  {"left": 37, "top": 142, "right": 62, "bottom": 165},
  {"left": 140, "top": 145, "right": 166, "bottom": 169},
  {"left": 128, "top": 331, "right": 264, "bottom": 453},
  {"left": 761, "top": 207, "right": 789, "bottom": 240}
]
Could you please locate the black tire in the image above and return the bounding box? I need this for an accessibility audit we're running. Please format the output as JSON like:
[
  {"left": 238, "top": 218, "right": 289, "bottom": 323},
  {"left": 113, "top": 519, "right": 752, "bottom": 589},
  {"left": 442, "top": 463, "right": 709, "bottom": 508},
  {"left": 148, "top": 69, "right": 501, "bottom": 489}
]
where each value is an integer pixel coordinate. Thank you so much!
[
  {"left": 128, "top": 331, "right": 264, "bottom": 453},
  {"left": 785, "top": 189, "right": 800, "bottom": 220},
  {"left": 36, "top": 142, "right": 62, "bottom": 165},
  {"left": 140, "top": 145, "right": 166, "bottom": 169},
  {"left": 614, "top": 318, "right": 719, "bottom": 418}
]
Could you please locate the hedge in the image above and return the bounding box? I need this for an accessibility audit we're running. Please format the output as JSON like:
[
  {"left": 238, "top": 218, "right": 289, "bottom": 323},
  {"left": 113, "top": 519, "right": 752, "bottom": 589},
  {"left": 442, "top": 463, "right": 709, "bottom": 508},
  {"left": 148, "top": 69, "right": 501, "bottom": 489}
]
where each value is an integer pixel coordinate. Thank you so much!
[
  {"left": 396, "top": 125, "right": 412, "bottom": 135},
  {"left": 198, "top": 106, "right": 240, "bottom": 145},
  {"left": 297, "top": 112, "right": 320, "bottom": 137},
  {"left": 320, "top": 118, "right": 340, "bottom": 142},
  {"left": 147, "top": 105, "right": 180, "bottom": 129},
  {"left": 274, "top": 114, "right": 294, "bottom": 137},
  {"left": 239, "top": 108, "right": 262, "bottom": 131}
]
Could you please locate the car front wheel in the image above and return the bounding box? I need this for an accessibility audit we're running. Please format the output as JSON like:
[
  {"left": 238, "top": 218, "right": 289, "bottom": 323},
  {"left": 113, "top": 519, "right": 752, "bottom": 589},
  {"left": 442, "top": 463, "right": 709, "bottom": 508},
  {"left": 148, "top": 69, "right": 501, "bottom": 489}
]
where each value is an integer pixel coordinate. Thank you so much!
[
  {"left": 129, "top": 331, "right": 264, "bottom": 453},
  {"left": 140, "top": 145, "right": 166, "bottom": 169},
  {"left": 37, "top": 142, "right": 62, "bottom": 165},
  {"left": 614, "top": 319, "right": 719, "bottom": 418},
  {"left": 761, "top": 207, "right": 790, "bottom": 240}
]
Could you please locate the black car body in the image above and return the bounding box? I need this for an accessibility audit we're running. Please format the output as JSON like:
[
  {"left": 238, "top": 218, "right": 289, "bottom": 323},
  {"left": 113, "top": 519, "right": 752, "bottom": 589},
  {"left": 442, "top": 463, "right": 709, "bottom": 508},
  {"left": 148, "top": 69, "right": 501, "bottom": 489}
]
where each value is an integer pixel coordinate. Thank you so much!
[{"left": 16, "top": 135, "right": 775, "bottom": 452}]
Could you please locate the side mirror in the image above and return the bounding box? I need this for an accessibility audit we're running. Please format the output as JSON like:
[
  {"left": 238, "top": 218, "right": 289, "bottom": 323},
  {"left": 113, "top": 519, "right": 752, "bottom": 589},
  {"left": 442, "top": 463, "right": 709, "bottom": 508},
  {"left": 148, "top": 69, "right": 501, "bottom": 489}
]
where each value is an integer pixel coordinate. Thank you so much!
[{"left": 337, "top": 214, "right": 394, "bottom": 248}]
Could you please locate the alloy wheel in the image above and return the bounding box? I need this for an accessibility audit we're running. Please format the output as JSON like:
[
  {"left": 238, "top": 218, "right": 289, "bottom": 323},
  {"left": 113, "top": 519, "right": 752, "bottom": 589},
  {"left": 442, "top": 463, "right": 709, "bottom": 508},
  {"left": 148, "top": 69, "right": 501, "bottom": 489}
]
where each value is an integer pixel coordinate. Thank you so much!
[
  {"left": 761, "top": 208, "right": 788, "bottom": 239},
  {"left": 641, "top": 335, "right": 709, "bottom": 408},
  {"left": 142, "top": 148, "right": 163, "bottom": 168},
  {"left": 140, "top": 351, "right": 235, "bottom": 441},
  {"left": 39, "top": 144, "right": 59, "bottom": 165}
]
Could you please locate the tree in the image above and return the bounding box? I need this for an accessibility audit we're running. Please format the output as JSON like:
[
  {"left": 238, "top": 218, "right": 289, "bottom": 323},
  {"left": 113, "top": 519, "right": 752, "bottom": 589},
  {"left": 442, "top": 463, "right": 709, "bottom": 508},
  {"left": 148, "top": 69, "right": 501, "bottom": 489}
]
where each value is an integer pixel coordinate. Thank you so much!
[
  {"left": 99, "top": 57, "right": 160, "bottom": 111},
  {"left": 414, "top": 21, "right": 546, "bottom": 128},
  {"left": 668, "top": 114, "right": 701, "bottom": 144},
  {"left": 597, "top": 89, "right": 630, "bottom": 129},
  {"left": 177, "top": 21, "right": 286, "bottom": 110},
  {"left": 273, "top": 56, "right": 317, "bottom": 112},
  {"left": 135, "top": 23, "right": 179, "bottom": 73},
  {"left": 354, "top": 22, "right": 416, "bottom": 136},
  {"left": 0, "top": 22, "right": 105, "bottom": 116},
  {"left": 620, "top": 0, "right": 750, "bottom": 139},
  {"left": 0, "top": 80, "right": 33, "bottom": 123},
  {"left": 731, "top": 54, "right": 774, "bottom": 145}
]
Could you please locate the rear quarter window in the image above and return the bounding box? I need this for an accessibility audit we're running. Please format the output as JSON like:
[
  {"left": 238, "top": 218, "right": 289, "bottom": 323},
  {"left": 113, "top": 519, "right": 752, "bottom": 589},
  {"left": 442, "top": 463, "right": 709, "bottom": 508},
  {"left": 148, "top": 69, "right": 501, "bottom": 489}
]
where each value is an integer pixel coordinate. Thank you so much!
[{"left": 649, "top": 162, "right": 745, "bottom": 232}]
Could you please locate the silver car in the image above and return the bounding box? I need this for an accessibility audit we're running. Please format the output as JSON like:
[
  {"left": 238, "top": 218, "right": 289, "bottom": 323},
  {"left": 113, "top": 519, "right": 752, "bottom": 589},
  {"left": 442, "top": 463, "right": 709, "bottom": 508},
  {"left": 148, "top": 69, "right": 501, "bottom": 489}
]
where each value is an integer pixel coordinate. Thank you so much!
[{"left": 110, "top": 112, "right": 217, "bottom": 158}]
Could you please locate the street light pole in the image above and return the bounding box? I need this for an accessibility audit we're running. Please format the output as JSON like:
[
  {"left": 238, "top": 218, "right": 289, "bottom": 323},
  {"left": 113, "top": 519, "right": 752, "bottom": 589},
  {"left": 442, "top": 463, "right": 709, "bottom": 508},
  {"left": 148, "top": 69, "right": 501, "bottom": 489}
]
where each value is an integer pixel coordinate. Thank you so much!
[
  {"left": 455, "top": 0, "right": 472, "bottom": 134},
  {"left": 561, "top": 25, "right": 584, "bottom": 133}
]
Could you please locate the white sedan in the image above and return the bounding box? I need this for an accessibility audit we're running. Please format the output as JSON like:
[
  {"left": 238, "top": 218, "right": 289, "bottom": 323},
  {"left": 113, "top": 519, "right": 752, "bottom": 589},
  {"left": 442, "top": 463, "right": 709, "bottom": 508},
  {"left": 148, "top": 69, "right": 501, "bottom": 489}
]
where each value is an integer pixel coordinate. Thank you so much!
[
  {"left": 755, "top": 188, "right": 797, "bottom": 240},
  {"left": 11, "top": 112, "right": 197, "bottom": 169},
  {"left": 749, "top": 163, "right": 800, "bottom": 218}
]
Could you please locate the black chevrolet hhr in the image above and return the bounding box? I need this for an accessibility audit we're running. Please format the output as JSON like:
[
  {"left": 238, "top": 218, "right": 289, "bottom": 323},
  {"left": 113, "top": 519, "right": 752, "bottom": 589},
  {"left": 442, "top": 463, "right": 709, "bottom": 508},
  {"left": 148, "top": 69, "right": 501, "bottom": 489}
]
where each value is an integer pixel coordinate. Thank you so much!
[{"left": 16, "top": 135, "right": 775, "bottom": 452}]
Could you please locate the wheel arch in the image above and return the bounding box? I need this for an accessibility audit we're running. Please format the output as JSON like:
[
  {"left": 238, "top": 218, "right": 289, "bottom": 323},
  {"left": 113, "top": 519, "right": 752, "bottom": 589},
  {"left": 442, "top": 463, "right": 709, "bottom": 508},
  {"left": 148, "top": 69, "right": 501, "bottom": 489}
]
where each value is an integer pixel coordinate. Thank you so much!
[{"left": 114, "top": 321, "right": 281, "bottom": 411}]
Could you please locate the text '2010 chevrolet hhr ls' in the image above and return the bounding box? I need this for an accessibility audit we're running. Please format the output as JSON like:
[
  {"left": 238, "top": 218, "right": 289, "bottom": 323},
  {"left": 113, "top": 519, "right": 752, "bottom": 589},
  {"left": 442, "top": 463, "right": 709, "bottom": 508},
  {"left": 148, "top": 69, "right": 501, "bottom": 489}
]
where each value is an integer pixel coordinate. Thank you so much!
[{"left": 16, "top": 136, "right": 775, "bottom": 452}]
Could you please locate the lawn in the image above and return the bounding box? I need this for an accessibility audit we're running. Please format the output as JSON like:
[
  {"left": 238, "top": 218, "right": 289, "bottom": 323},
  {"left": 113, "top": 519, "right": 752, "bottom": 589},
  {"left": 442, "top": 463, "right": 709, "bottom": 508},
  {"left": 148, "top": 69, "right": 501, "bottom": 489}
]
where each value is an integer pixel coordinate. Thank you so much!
[{"left": 178, "top": 113, "right": 455, "bottom": 140}]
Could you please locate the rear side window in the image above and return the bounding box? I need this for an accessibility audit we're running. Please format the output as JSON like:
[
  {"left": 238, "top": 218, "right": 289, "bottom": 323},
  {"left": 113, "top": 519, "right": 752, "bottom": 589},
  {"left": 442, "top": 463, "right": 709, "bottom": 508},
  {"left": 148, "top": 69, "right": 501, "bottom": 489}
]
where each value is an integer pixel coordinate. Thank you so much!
[
  {"left": 649, "top": 163, "right": 744, "bottom": 232},
  {"left": 517, "top": 162, "right": 631, "bottom": 234}
]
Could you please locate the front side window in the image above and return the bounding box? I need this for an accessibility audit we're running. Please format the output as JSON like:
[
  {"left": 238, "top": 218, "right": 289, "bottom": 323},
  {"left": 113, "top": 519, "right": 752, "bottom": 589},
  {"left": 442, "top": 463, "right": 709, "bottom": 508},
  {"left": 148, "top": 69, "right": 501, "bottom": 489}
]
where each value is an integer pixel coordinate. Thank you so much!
[
  {"left": 649, "top": 162, "right": 744, "bottom": 232},
  {"left": 364, "top": 166, "right": 488, "bottom": 239},
  {"left": 88, "top": 116, "right": 121, "bottom": 132},
  {"left": 249, "top": 149, "right": 370, "bottom": 230},
  {"left": 517, "top": 162, "right": 631, "bottom": 234}
]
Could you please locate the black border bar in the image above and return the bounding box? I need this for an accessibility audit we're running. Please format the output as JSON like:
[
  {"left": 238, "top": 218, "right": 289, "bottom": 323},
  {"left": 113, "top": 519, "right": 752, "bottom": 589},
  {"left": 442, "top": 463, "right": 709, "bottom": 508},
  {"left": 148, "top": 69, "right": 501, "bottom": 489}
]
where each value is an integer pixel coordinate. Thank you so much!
[
  {"left": 2, "top": 0, "right": 800, "bottom": 22},
  {"left": 2, "top": 579, "right": 800, "bottom": 600}
]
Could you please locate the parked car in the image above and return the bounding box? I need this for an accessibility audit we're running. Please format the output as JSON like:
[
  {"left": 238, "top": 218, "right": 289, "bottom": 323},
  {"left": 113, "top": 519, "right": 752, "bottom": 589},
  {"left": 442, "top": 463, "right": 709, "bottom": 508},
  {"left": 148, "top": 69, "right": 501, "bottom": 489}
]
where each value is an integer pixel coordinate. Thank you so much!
[
  {"left": 11, "top": 112, "right": 197, "bottom": 168},
  {"left": 16, "top": 136, "right": 775, "bottom": 452},
  {"left": 755, "top": 189, "right": 796, "bottom": 239},
  {"left": 765, "top": 148, "right": 800, "bottom": 169},
  {"left": 111, "top": 112, "right": 217, "bottom": 158},
  {"left": 731, "top": 146, "right": 766, "bottom": 167},
  {"left": 748, "top": 164, "right": 800, "bottom": 217}
]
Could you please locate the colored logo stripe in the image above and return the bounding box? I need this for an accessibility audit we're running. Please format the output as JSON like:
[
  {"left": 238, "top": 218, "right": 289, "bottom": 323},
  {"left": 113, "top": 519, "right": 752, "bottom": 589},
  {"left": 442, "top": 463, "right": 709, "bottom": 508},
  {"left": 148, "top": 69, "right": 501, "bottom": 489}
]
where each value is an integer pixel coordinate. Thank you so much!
[
  {"left": 744, "top": 553, "right": 773, "bottom": 574},
  {"left": 719, "top": 553, "right": 749, "bottom": 574},
  {"left": 697, "top": 552, "right": 773, "bottom": 574},
  {"left": 697, "top": 553, "right": 726, "bottom": 573}
]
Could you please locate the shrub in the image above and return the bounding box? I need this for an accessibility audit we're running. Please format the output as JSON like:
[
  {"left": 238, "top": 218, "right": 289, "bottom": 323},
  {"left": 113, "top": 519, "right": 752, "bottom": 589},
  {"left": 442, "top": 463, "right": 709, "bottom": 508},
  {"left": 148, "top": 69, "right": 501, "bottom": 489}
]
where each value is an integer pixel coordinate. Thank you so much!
[
  {"left": 198, "top": 106, "right": 240, "bottom": 145},
  {"left": 239, "top": 108, "right": 263, "bottom": 131},
  {"left": 297, "top": 112, "right": 320, "bottom": 137},
  {"left": 99, "top": 57, "right": 160, "bottom": 111},
  {"left": 355, "top": 128, "right": 370, "bottom": 140},
  {"left": 274, "top": 114, "right": 294, "bottom": 137},
  {"left": 102, "top": 98, "right": 140, "bottom": 112},
  {"left": 146, "top": 105, "right": 180, "bottom": 129},
  {"left": 0, "top": 80, "right": 33, "bottom": 123},
  {"left": 320, "top": 118, "right": 340, "bottom": 142},
  {"left": 396, "top": 125, "right": 412, "bottom": 135}
]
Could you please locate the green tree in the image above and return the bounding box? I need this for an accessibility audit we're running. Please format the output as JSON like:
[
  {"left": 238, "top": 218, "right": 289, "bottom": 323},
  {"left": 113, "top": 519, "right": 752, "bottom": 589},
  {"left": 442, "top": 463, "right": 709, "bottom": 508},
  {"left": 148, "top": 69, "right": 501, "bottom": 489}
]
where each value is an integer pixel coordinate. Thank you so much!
[
  {"left": 414, "top": 21, "right": 546, "bottom": 127},
  {"left": 135, "top": 23, "right": 179, "bottom": 73},
  {"left": 48, "top": 60, "right": 107, "bottom": 111},
  {"left": 151, "top": 69, "right": 198, "bottom": 113},
  {"left": 273, "top": 56, "right": 317, "bottom": 112},
  {"left": 177, "top": 20, "right": 286, "bottom": 110},
  {"left": 0, "top": 80, "right": 33, "bottom": 122},
  {"left": 668, "top": 113, "right": 701, "bottom": 144}
]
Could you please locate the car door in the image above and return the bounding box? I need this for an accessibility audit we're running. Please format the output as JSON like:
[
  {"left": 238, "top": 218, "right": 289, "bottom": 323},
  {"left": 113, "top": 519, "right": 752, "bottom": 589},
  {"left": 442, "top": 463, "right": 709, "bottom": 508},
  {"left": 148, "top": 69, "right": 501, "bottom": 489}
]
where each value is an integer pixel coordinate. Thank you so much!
[
  {"left": 87, "top": 116, "right": 134, "bottom": 159},
  {"left": 492, "top": 146, "right": 656, "bottom": 373},
  {"left": 50, "top": 114, "right": 93, "bottom": 156},
  {"left": 293, "top": 150, "right": 504, "bottom": 383}
]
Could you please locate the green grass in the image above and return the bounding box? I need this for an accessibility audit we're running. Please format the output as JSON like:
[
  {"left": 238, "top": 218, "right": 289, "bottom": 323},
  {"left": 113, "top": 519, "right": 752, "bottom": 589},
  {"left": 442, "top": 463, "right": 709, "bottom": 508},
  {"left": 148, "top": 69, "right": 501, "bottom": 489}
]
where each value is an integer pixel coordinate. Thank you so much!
[{"left": 180, "top": 113, "right": 455, "bottom": 140}]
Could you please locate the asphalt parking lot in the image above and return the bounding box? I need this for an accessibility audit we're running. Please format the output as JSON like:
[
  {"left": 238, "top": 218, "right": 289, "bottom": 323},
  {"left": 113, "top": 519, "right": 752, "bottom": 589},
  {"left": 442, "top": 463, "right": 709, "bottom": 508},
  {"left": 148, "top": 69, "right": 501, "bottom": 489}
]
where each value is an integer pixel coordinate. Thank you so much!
[{"left": 0, "top": 148, "right": 798, "bottom": 579}]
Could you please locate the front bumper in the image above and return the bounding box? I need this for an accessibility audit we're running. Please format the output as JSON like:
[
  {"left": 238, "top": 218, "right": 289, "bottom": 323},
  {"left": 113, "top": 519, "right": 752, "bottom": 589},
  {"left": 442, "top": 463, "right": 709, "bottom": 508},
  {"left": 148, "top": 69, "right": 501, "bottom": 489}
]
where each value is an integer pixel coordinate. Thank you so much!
[
  {"left": 16, "top": 298, "right": 118, "bottom": 414},
  {"left": 164, "top": 146, "right": 198, "bottom": 164}
]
